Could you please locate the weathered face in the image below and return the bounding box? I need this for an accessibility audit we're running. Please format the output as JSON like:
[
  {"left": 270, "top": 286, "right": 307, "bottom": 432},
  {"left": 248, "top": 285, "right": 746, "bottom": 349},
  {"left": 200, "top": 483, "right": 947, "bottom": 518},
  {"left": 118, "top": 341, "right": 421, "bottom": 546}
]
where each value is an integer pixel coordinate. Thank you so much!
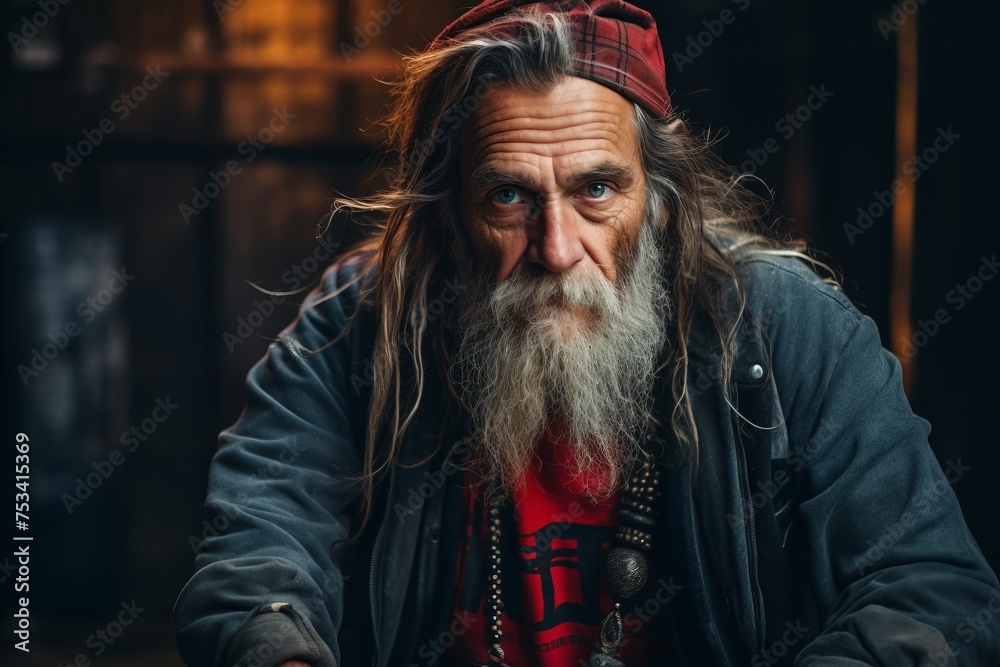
[
  {"left": 451, "top": 78, "right": 665, "bottom": 500},
  {"left": 457, "top": 76, "right": 648, "bottom": 290}
]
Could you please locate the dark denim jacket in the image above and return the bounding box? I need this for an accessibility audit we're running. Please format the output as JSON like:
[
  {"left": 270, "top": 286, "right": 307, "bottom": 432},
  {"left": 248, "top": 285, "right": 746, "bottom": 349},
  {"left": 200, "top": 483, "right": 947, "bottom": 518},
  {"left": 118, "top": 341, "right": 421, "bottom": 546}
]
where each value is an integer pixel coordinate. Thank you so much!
[{"left": 174, "top": 253, "right": 1000, "bottom": 667}]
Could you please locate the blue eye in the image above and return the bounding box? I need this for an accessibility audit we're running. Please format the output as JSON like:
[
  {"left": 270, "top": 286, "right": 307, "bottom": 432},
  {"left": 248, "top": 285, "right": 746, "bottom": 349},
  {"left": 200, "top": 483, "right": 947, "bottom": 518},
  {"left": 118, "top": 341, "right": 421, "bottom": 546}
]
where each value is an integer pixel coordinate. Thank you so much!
[
  {"left": 494, "top": 188, "right": 521, "bottom": 204},
  {"left": 586, "top": 183, "right": 609, "bottom": 199}
]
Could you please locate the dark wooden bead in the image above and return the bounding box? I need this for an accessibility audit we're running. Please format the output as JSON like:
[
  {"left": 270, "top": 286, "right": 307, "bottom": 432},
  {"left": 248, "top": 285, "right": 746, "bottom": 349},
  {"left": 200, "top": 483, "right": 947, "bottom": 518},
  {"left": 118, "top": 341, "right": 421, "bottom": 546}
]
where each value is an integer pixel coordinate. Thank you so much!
[{"left": 603, "top": 546, "right": 648, "bottom": 598}]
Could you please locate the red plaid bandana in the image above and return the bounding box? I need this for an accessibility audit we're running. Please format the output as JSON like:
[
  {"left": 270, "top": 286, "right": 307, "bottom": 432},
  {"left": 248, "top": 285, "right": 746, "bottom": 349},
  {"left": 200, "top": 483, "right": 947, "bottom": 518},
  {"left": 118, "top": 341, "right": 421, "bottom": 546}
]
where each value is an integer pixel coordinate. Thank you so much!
[{"left": 434, "top": 0, "right": 671, "bottom": 116}]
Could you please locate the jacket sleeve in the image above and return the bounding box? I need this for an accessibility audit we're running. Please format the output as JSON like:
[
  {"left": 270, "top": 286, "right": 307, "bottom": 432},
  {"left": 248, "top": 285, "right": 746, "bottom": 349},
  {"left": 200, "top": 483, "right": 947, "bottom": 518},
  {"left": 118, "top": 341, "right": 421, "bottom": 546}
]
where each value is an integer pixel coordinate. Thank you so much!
[
  {"left": 743, "top": 257, "right": 1000, "bottom": 667},
  {"left": 174, "top": 259, "right": 371, "bottom": 667}
]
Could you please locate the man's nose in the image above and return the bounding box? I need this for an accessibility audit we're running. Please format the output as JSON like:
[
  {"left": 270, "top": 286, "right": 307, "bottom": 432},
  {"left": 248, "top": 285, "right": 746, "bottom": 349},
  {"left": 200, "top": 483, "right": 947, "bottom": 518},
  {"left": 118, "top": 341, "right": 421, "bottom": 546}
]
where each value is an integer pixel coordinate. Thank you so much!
[{"left": 526, "top": 196, "right": 585, "bottom": 274}]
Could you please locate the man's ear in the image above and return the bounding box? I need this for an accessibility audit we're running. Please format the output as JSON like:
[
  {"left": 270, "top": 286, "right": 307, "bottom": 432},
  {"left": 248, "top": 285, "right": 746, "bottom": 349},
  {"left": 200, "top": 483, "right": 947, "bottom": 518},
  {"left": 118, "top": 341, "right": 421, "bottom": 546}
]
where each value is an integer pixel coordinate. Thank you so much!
[{"left": 665, "top": 117, "right": 686, "bottom": 135}]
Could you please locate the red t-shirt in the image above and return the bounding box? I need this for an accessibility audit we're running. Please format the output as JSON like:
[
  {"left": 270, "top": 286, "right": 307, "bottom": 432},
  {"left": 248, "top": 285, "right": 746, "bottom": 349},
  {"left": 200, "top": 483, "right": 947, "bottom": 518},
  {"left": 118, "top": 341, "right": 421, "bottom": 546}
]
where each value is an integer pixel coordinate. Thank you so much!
[{"left": 445, "top": 418, "right": 672, "bottom": 665}]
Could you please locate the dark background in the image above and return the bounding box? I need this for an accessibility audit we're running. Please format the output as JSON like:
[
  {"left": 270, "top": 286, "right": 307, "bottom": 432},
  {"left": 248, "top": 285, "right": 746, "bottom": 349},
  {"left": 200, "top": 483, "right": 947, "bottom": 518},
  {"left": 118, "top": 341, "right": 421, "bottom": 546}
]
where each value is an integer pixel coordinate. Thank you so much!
[{"left": 1, "top": 0, "right": 997, "bottom": 664}]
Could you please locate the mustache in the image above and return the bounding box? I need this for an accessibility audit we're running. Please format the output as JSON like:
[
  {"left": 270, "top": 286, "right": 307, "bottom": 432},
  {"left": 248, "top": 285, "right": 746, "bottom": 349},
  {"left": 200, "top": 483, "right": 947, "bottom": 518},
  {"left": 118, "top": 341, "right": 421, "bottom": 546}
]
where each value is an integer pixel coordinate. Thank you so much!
[{"left": 478, "top": 265, "right": 621, "bottom": 329}]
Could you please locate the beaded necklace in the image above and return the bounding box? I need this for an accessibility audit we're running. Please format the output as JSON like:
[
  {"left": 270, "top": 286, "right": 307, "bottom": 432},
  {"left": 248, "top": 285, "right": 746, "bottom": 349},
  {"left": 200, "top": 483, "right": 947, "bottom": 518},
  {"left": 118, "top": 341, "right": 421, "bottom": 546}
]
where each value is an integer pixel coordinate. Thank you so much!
[{"left": 479, "top": 444, "right": 662, "bottom": 666}]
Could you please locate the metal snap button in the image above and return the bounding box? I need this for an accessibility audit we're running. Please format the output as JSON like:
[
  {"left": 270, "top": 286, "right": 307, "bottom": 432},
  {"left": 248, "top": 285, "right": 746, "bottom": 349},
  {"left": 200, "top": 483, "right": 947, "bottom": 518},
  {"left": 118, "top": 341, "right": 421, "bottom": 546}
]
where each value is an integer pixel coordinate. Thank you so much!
[{"left": 749, "top": 364, "right": 764, "bottom": 380}]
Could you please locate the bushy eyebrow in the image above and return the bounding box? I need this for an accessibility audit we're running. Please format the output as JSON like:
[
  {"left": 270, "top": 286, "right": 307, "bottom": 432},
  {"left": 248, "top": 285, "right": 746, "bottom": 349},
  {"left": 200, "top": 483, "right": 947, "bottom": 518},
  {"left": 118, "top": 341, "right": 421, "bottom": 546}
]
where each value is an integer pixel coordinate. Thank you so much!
[
  {"left": 469, "top": 164, "right": 521, "bottom": 189},
  {"left": 468, "top": 161, "right": 636, "bottom": 191},
  {"left": 570, "top": 163, "right": 635, "bottom": 187}
]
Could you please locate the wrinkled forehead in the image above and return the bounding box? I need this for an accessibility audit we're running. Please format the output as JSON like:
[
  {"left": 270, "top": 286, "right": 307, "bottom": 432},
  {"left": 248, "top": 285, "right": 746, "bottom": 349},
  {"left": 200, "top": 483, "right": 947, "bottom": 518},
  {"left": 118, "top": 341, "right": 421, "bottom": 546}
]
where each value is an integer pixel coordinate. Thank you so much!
[{"left": 459, "top": 76, "right": 643, "bottom": 176}]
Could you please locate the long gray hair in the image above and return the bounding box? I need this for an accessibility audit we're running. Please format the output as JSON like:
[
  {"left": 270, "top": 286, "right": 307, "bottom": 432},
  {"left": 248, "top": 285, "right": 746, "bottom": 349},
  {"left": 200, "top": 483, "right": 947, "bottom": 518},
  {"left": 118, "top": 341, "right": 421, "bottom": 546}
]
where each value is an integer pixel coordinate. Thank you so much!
[{"left": 322, "top": 11, "right": 810, "bottom": 519}]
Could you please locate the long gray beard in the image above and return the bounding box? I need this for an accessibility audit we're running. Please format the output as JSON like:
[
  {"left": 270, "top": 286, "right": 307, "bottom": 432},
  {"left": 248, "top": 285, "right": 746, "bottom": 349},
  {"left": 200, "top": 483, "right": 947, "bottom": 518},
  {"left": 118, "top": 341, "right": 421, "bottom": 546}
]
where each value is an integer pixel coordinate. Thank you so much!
[{"left": 452, "top": 220, "right": 670, "bottom": 503}]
